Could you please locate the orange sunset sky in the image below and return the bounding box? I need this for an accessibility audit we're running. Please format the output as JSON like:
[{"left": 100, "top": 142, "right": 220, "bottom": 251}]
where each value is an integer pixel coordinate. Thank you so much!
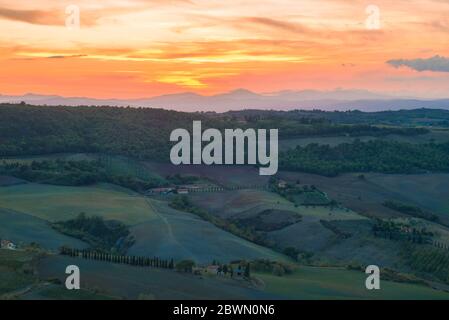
[{"left": 0, "top": 0, "right": 448, "bottom": 99}]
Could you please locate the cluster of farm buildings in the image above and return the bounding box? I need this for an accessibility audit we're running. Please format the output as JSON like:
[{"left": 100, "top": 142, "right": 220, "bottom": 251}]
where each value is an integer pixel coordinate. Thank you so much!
[
  {"left": 146, "top": 183, "right": 223, "bottom": 195},
  {"left": 0, "top": 239, "right": 17, "bottom": 250},
  {"left": 194, "top": 264, "right": 245, "bottom": 278}
]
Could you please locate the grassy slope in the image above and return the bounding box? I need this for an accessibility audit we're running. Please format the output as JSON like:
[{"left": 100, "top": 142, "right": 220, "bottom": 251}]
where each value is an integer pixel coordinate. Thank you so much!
[
  {"left": 0, "top": 250, "right": 116, "bottom": 300},
  {"left": 128, "top": 199, "right": 287, "bottom": 263},
  {"left": 0, "top": 182, "right": 286, "bottom": 264},
  {"left": 279, "top": 130, "right": 449, "bottom": 151},
  {"left": 190, "top": 189, "right": 367, "bottom": 254},
  {"left": 257, "top": 267, "right": 449, "bottom": 300},
  {"left": 35, "top": 255, "right": 449, "bottom": 300},
  {"left": 189, "top": 188, "right": 413, "bottom": 269},
  {"left": 144, "top": 161, "right": 269, "bottom": 187},
  {"left": 37, "top": 255, "right": 276, "bottom": 300},
  {"left": 190, "top": 189, "right": 363, "bottom": 221},
  {"left": 2, "top": 153, "right": 449, "bottom": 297},
  {"left": 0, "top": 250, "right": 37, "bottom": 296},
  {"left": 20, "top": 284, "right": 117, "bottom": 300},
  {"left": 276, "top": 171, "right": 449, "bottom": 221},
  {"left": 367, "top": 173, "right": 449, "bottom": 218},
  {"left": 0, "top": 183, "right": 157, "bottom": 224},
  {"left": 0, "top": 208, "right": 87, "bottom": 250},
  {"left": 1, "top": 153, "right": 165, "bottom": 185},
  {"left": 1, "top": 153, "right": 97, "bottom": 163}
]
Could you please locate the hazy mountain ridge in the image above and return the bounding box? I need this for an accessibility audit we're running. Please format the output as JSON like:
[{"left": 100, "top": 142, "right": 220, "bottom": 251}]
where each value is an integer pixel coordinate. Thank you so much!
[{"left": 2, "top": 89, "right": 449, "bottom": 112}]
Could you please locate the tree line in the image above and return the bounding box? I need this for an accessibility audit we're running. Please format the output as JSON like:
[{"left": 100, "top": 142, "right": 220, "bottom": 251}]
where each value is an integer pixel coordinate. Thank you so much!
[
  {"left": 0, "top": 103, "right": 429, "bottom": 162},
  {"left": 401, "top": 243, "right": 449, "bottom": 284},
  {"left": 279, "top": 139, "right": 449, "bottom": 176},
  {"left": 372, "top": 219, "right": 434, "bottom": 244},
  {"left": 52, "top": 213, "right": 134, "bottom": 253},
  {"left": 60, "top": 246, "right": 175, "bottom": 269},
  {"left": 383, "top": 200, "right": 440, "bottom": 223},
  {"left": 0, "top": 159, "right": 163, "bottom": 192}
]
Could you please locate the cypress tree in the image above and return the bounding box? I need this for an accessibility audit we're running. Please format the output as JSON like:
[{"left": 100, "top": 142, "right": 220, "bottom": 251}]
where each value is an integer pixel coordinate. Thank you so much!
[{"left": 244, "top": 263, "right": 251, "bottom": 278}]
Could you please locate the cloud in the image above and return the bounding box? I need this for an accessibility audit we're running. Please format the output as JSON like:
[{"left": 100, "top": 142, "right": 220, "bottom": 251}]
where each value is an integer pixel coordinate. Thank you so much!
[
  {"left": 240, "top": 17, "right": 309, "bottom": 33},
  {"left": 429, "top": 19, "right": 449, "bottom": 32},
  {"left": 46, "top": 54, "right": 87, "bottom": 59},
  {"left": 12, "top": 38, "right": 312, "bottom": 65},
  {"left": 387, "top": 55, "right": 449, "bottom": 72},
  {"left": 0, "top": 6, "right": 100, "bottom": 26},
  {"left": 0, "top": 7, "right": 61, "bottom": 25},
  {"left": 0, "top": 0, "right": 194, "bottom": 26},
  {"left": 0, "top": 4, "right": 151, "bottom": 27}
]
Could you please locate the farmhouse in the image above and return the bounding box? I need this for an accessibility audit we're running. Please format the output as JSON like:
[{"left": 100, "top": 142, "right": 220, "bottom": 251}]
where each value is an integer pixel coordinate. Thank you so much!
[
  {"left": 147, "top": 187, "right": 174, "bottom": 195},
  {"left": 205, "top": 265, "right": 220, "bottom": 275},
  {"left": 192, "top": 267, "right": 203, "bottom": 275},
  {"left": 235, "top": 266, "right": 244, "bottom": 277},
  {"left": 1, "top": 239, "right": 17, "bottom": 250},
  {"left": 178, "top": 184, "right": 201, "bottom": 191},
  {"left": 177, "top": 188, "right": 189, "bottom": 194},
  {"left": 278, "top": 180, "right": 287, "bottom": 189}
]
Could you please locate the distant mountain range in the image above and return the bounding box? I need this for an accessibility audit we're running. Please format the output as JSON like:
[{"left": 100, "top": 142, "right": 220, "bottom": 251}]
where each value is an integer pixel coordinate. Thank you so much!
[{"left": 1, "top": 89, "right": 449, "bottom": 112}]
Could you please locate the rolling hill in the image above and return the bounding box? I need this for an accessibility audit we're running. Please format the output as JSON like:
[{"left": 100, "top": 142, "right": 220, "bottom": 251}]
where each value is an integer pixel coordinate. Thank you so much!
[{"left": 0, "top": 182, "right": 286, "bottom": 264}]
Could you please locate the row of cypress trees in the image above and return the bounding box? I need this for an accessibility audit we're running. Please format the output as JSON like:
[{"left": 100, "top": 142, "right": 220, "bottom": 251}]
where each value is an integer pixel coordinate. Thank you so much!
[
  {"left": 433, "top": 241, "right": 449, "bottom": 251},
  {"left": 60, "top": 246, "right": 174, "bottom": 269}
]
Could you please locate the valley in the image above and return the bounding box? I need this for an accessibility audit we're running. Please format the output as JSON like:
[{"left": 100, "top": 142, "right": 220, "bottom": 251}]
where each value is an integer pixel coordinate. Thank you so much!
[{"left": 1, "top": 106, "right": 449, "bottom": 300}]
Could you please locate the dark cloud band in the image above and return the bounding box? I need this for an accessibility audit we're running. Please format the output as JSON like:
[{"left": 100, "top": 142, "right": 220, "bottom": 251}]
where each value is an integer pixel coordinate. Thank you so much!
[{"left": 387, "top": 55, "right": 449, "bottom": 72}]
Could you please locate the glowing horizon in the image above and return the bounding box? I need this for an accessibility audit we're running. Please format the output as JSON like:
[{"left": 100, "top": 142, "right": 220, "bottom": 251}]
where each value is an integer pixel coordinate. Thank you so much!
[{"left": 1, "top": 0, "right": 449, "bottom": 101}]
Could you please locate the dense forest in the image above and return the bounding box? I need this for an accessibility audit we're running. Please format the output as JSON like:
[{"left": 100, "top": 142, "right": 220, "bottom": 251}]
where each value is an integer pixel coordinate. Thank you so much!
[
  {"left": 53, "top": 213, "right": 134, "bottom": 253},
  {"left": 0, "top": 159, "right": 164, "bottom": 191},
  {"left": 225, "top": 108, "right": 449, "bottom": 126},
  {"left": 0, "top": 103, "right": 428, "bottom": 160},
  {"left": 383, "top": 201, "right": 440, "bottom": 223},
  {"left": 279, "top": 140, "right": 449, "bottom": 176},
  {"left": 1, "top": 104, "right": 449, "bottom": 177},
  {"left": 0, "top": 103, "right": 219, "bottom": 161},
  {"left": 245, "top": 117, "right": 427, "bottom": 138}
]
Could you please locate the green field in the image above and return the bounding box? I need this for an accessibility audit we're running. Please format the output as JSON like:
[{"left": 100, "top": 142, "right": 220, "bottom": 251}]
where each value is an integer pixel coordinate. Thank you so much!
[
  {"left": 32, "top": 255, "right": 449, "bottom": 300},
  {"left": 0, "top": 250, "right": 37, "bottom": 297},
  {"left": 0, "top": 208, "right": 87, "bottom": 250},
  {"left": 2, "top": 152, "right": 449, "bottom": 298},
  {"left": 144, "top": 161, "right": 270, "bottom": 188},
  {"left": 4, "top": 250, "right": 448, "bottom": 300},
  {"left": 1, "top": 153, "right": 97, "bottom": 164},
  {"left": 128, "top": 199, "right": 288, "bottom": 263},
  {"left": 189, "top": 189, "right": 371, "bottom": 260},
  {"left": 367, "top": 173, "right": 449, "bottom": 218},
  {"left": 21, "top": 284, "right": 117, "bottom": 300},
  {"left": 257, "top": 267, "right": 449, "bottom": 300},
  {"left": 36, "top": 255, "right": 276, "bottom": 300},
  {"left": 0, "top": 182, "right": 286, "bottom": 264},
  {"left": 0, "top": 183, "right": 157, "bottom": 224},
  {"left": 291, "top": 190, "right": 331, "bottom": 206},
  {"left": 101, "top": 155, "right": 165, "bottom": 182},
  {"left": 1, "top": 153, "right": 165, "bottom": 184},
  {"left": 277, "top": 171, "right": 449, "bottom": 222},
  {"left": 190, "top": 189, "right": 362, "bottom": 222},
  {"left": 279, "top": 130, "right": 449, "bottom": 151},
  {"left": 0, "top": 250, "right": 118, "bottom": 300}
]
